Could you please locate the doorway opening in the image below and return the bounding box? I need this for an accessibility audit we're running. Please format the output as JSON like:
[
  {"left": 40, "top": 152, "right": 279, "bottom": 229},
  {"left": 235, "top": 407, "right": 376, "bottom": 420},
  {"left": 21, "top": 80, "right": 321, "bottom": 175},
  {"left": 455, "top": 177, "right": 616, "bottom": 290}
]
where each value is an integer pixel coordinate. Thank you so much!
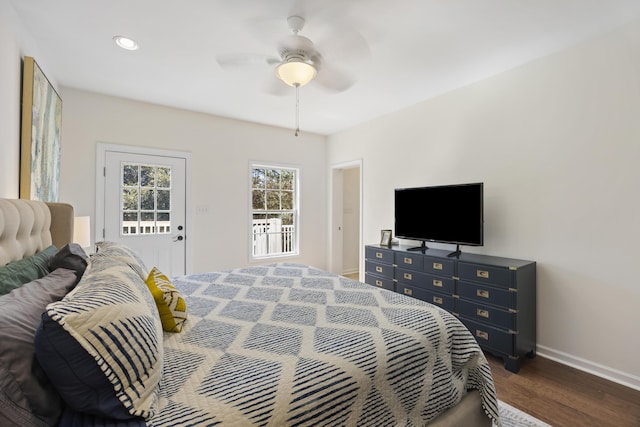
[{"left": 329, "top": 160, "right": 363, "bottom": 280}]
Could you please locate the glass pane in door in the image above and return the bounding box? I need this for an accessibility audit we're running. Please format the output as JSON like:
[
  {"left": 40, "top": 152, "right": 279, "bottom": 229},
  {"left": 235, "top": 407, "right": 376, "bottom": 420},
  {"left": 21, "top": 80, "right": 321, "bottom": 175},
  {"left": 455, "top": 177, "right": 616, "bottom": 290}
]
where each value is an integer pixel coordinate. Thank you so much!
[{"left": 120, "top": 163, "right": 172, "bottom": 236}]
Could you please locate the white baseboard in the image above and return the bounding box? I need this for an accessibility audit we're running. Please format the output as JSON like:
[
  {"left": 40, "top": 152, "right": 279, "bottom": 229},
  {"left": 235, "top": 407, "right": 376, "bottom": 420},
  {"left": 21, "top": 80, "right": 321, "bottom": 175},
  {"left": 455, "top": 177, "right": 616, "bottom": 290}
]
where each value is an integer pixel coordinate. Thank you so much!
[
  {"left": 537, "top": 345, "right": 640, "bottom": 391},
  {"left": 341, "top": 268, "right": 359, "bottom": 276}
]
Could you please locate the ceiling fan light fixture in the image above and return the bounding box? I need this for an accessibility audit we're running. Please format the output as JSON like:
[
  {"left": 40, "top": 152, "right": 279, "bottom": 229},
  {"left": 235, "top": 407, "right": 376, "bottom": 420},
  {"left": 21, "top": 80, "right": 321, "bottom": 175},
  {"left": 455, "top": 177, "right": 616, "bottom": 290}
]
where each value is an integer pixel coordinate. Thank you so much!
[{"left": 275, "top": 60, "right": 317, "bottom": 87}]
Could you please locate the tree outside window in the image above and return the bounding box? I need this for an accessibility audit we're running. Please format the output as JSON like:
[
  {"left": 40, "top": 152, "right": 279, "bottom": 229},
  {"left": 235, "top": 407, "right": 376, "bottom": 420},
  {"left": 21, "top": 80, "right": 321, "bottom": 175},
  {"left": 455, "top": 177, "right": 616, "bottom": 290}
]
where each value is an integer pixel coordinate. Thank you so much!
[{"left": 251, "top": 164, "right": 298, "bottom": 258}]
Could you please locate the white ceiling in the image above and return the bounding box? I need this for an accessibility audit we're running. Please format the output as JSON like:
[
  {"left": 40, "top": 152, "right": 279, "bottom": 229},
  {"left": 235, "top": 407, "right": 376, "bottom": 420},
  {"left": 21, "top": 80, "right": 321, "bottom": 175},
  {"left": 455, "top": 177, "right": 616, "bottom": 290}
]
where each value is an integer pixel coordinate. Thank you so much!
[{"left": 9, "top": 0, "right": 640, "bottom": 136}]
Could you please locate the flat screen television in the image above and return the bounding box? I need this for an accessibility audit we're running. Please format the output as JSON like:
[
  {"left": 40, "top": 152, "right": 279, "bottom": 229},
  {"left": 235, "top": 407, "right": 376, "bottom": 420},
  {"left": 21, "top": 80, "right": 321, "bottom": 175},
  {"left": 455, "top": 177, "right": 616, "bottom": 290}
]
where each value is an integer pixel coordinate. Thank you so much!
[{"left": 394, "top": 182, "right": 483, "bottom": 255}]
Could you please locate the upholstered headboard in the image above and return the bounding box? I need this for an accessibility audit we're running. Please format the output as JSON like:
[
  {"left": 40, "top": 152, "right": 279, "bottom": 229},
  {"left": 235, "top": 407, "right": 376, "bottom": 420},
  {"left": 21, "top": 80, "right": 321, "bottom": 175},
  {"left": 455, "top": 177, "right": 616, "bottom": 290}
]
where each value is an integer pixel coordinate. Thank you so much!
[{"left": 0, "top": 199, "right": 74, "bottom": 266}]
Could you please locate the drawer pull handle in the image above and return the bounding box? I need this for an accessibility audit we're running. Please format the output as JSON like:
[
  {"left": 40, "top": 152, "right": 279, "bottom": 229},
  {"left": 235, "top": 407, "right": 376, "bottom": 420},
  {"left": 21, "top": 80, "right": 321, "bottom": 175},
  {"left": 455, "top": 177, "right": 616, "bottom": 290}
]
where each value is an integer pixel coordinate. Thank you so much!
[
  {"left": 433, "top": 296, "right": 443, "bottom": 305},
  {"left": 404, "top": 288, "right": 413, "bottom": 296},
  {"left": 477, "top": 309, "right": 490, "bottom": 318},
  {"left": 477, "top": 270, "right": 490, "bottom": 279},
  {"left": 376, "top": 266, "right": 383, "bottom": 273},
  {"left": 376, "top": 252, "right": 383, "bottom": 259},
  {"left": 476, "top": 330, "right": 489, "bottom": 340},
  {"left": 375, "top": 280, "right": 383, "bottom": 287},
  {"left": 477, "top": 289, "right": 490, "bottom": 299},
  {"left": 433, "top": 262, "right": 443, "bottom": 270},
  {"left": 433, "top": 279, "right": 443, "bottom": 287},
  {"left": 403, "top": 272, "right": 413, "bottom": 280},
  {"left": 403, "top": 257, "right": 413, "bottom": 265}
]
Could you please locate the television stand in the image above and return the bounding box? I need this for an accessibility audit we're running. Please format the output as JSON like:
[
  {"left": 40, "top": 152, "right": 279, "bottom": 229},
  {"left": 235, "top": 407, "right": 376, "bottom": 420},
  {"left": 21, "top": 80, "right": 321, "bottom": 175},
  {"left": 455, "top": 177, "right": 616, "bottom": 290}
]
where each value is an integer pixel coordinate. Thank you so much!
[
  {"left": 407, "top": 241, "right": 428, "bottom": 252},
  {"left": 365, "top": 244, "right": 537, "bottom": 373},
  {"left": 447, "top": 244, "right": 462, "bottom": 258}
]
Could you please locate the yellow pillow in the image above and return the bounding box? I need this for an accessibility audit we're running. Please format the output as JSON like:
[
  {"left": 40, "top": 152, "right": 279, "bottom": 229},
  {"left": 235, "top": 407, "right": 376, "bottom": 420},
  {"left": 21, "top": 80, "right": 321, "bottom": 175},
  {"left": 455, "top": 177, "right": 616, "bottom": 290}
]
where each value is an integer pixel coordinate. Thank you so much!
[{"left": 145, "top": 267, "right": 187, "bottom": 332}]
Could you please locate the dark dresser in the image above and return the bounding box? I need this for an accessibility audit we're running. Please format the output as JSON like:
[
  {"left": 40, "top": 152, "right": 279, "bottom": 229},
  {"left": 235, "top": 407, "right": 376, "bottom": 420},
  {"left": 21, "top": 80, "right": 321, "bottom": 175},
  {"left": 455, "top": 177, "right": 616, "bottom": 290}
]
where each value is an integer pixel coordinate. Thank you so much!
[{"left": 364, "top": 244, "right": 536, "bottom": 373}]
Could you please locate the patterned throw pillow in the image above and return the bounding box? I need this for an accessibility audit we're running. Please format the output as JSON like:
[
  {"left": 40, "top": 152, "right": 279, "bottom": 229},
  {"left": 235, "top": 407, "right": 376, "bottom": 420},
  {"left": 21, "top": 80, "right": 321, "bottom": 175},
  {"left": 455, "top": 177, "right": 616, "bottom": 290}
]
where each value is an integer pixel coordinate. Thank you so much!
[
  {"left": 36, "top": 252, "right": 163, "bottom": 420},
  {"left": 94, "top": 241, "right": 149, "bottom": 280},
  {"left": 145, "top": 267, "right": 187, "bottom": 332}
]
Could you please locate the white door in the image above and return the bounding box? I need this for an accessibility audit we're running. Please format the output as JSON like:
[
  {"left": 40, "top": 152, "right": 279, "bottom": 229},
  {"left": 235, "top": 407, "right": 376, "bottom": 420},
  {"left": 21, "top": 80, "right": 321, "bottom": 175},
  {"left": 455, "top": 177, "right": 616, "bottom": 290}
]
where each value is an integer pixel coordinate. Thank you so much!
[{"left": 103, "top": 150, "right": 187, "bottom": 276}]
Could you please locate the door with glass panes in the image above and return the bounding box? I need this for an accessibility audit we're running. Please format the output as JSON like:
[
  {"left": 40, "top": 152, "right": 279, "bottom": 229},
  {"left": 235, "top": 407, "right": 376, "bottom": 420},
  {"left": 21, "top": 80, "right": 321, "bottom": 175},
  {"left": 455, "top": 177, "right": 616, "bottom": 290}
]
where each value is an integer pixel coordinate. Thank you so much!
[{"left": 104, "top": 151, "right": 186, "bottom": 276}]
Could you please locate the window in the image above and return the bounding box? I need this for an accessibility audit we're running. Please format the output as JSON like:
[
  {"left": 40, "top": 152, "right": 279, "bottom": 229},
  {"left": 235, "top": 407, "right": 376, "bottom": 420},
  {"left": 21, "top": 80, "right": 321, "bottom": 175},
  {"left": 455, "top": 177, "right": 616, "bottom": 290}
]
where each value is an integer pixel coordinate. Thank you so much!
[
  {"left": 120, "top": 163, "right": 172, "bottom": 235},
  {"left": 251, "top": 164, "right": 299, "bottom": 258}
]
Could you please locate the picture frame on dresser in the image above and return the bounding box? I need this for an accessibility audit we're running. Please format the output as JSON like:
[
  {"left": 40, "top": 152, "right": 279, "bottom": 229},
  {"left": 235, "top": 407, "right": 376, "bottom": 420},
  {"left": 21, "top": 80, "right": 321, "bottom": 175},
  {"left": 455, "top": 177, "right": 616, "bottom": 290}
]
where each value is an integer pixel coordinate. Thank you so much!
[
  {"left": 20, "top": 56, "right": 62, "bottom": 202},
  {"left": 380, "top": 229, "right": 392, "bottom": 246}
]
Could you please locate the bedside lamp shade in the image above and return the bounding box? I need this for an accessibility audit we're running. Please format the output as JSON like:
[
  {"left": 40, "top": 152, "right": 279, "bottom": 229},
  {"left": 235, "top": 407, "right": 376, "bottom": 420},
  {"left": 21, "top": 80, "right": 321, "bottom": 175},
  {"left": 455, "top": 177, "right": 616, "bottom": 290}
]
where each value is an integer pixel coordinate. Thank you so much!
[{"left": 73, "top": 216, "right": 91, "bottom": 248}]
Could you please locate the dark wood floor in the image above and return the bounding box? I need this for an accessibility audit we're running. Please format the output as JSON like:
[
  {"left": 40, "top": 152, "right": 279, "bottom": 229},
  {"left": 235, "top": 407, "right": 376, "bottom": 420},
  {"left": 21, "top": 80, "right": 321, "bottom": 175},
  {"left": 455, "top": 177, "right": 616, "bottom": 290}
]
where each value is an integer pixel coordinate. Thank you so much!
[{"left": 487, "top": 353, "right": 640, "bottom": 427}]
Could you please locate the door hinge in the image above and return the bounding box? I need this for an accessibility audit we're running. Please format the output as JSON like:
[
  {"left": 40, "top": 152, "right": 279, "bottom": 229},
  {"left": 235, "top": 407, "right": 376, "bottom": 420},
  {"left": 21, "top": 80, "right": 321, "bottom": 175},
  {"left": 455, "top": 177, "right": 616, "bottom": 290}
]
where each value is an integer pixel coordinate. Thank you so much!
[
  {"left": 103, "top": 167, "right": 106, "bottom": 177},
  {"left": 102, "top": 228, "right": 105, "bottom": 238}
]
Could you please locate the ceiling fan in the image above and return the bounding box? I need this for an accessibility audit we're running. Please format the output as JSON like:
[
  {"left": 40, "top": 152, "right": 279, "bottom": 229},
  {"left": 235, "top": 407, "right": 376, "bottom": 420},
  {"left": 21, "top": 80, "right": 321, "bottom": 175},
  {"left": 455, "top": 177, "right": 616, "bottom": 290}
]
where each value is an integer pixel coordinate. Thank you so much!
[{"left": 216, "top": 14, "right": 370, "bottom": 93}]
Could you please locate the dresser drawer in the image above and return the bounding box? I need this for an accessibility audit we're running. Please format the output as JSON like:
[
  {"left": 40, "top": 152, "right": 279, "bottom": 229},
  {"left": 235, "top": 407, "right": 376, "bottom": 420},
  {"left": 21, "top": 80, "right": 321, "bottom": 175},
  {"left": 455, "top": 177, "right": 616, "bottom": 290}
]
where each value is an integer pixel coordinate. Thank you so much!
[
  {"left": 396, "top": 267, "right": 429, "bottom": 285},
  {"left": 395, "top": 252, "right": 423, "bottom": 271},
  {"left": 423, "top": 256, "right": 455, "bottom": 277},
  {"left": 460, "top": 318, "right": 515, "bottom": 356},
  {"left": 364, "top": 273, "right": 395, "bottom": 291},
  {"left": 397, "top": 284, "right": 456, "bottom": 311},
  {"left": 365, "top": 261, "right": 394, "bottom": 279},
  {"left": 422, "top": 273, "right": 455, "bottom": 294},
  {"left": 458, "top": 299, "right": 515, "bottom": 330},
  {"left": 458, "top": 262, "right": 512, "bottom": 288},
  {"left": 458, "top": 281, "right": 514, "bottom": 309},
  {"left": 396, "top": 268, "right": 455, "bottom": 294},
  {"left": 365, "top": 246, "right": 394, "bottom": 264}
]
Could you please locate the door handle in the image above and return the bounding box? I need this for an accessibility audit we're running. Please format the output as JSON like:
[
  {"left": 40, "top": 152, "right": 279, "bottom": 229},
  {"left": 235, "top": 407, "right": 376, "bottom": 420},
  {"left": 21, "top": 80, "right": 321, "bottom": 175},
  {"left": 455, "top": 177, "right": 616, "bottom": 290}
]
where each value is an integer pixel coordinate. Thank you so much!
[{"left": 173, "top": 235, "right": 184, "bottom": 242}]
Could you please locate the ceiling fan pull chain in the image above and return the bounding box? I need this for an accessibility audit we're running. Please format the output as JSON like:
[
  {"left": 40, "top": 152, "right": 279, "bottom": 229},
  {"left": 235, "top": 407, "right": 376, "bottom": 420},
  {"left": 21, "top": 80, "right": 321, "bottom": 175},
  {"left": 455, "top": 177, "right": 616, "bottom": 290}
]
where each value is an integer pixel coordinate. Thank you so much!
[{"left": 295, "top": 83, "right": 300, "bottom": 137}]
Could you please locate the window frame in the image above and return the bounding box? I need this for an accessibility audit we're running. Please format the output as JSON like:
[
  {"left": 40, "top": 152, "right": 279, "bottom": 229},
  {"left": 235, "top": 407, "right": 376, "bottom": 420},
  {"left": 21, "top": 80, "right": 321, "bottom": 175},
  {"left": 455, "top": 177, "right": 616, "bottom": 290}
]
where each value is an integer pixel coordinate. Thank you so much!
[{"left": 249, "top": 162, "right": 300, "bottom": 261}]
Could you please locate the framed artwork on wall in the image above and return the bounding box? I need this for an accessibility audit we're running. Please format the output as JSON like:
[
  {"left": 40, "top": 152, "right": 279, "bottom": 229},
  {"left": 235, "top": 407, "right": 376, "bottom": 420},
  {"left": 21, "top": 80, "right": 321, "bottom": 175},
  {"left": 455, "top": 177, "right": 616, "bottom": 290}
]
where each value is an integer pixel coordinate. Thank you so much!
[{"left": 20, "top": 56, "right": 62, "bottom": 202}]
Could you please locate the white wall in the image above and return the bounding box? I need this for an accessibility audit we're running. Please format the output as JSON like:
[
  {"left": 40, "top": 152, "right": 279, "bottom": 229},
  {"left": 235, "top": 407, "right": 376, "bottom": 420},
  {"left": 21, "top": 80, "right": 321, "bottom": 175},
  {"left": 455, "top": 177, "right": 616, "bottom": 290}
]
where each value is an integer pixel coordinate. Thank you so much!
[
  {"left": 328, "top": 20, "right": 640, "bottom": 388},
  {"left": 0, "top": 0, "right": 26, "bottom": 197},
  {"left": 59, "top": 88, "right": 327, "bottom": 273},
  {"left": 0, "top": 0, "right": 59, "bottom": 198}
]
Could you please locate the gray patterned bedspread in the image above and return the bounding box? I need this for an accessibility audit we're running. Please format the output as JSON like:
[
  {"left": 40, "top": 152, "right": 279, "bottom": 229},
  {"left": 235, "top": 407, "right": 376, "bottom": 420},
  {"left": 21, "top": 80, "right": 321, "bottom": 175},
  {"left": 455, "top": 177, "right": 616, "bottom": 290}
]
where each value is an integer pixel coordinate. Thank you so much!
[{"left": 150, "top": 263, "right": 499, "bottom": 426}]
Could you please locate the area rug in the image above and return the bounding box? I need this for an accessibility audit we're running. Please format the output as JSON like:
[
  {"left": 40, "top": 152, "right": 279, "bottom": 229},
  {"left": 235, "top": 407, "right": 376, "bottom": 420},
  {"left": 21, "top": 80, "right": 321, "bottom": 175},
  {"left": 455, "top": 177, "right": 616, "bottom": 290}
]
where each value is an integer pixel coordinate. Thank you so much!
[{"left": 493, "top": 400, "right": 554, "bottom": 427}]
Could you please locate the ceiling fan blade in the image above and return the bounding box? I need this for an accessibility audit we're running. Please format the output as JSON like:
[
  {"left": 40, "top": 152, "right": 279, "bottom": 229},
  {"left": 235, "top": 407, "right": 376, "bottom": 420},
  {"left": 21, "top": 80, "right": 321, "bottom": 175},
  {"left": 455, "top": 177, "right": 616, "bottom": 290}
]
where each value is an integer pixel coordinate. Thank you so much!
[
  {"left": 316, "top": 25, "right": 371, "bottom": 63},
  {"left": 244, "top": 0, "right": 337, "bottom": 37},
  {"left": 314, "top": 65, "right": 356, "bottom": 93},
  {"left": 216, "top": 53, "right": 280, "bottom": 69},
  {"left": 265, "top": 76, "right": 292, "bottom": 96}
]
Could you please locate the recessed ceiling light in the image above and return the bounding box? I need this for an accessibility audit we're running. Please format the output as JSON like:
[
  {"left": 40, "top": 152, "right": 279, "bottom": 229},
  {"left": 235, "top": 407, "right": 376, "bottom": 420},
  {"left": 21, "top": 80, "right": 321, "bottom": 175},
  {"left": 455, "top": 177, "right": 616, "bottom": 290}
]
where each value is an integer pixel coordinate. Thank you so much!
[{"left": 113, "top": 36, "right": 139, "bottom": 51}]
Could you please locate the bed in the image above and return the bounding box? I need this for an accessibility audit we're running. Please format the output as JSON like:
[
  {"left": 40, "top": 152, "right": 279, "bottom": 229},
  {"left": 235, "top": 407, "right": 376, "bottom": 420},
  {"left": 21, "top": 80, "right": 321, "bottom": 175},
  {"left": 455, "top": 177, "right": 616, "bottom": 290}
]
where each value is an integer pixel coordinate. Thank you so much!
[{"left": 0, "top": 198, "right": 500, "bottom": 427}]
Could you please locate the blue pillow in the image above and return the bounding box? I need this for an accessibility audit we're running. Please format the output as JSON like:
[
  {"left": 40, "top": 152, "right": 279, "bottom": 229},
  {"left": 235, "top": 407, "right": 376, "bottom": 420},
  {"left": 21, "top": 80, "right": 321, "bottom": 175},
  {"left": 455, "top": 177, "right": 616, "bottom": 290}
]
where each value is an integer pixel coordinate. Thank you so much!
[
  {"left": 34, "top": 315, "right": 139, "bottom": 420},
  {"left": 58, "top": 407, "right": 146, "bottom": 426},
  {"left": 48, "top": 243, "right": 89, "bottom": 280}
]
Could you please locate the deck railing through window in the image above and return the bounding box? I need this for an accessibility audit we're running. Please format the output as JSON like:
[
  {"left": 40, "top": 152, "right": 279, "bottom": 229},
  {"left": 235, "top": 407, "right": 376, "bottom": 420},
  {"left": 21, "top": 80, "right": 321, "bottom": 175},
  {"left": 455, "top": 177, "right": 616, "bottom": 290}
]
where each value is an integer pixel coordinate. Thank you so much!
[
  {"left": 122, "top": 221, "right": 171, "bottom": 235},
  {"left": 252, "top": 219, "right": 294, "bottom": 256}
]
